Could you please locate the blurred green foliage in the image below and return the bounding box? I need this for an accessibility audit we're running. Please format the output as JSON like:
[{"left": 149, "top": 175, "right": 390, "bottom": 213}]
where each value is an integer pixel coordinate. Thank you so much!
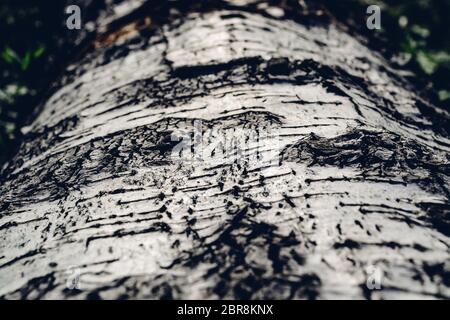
[
  {"left": 0, "top": 1, "right": 65, "bottom": 165},
  {"left": 326, "top": 0, "right": 450, "bottom": 103},
  {"left": 383, "top": 0, "right": 450, "bottom": 84}
]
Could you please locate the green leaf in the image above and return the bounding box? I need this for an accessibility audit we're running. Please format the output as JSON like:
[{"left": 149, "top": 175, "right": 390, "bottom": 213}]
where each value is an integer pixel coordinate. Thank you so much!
[
  {"left": 401, "top": 35, "right": 417, "bottom": 54},
  {"left": 5, "top": 122, "right": 15, "bottom": 135},
  {"left": 430, "top": 51, "right": 450, "bottom": 66},
  {"left": 20, "top": 51, "right": 31, "bottom": 71},
  {"left": 410, "top": 25, "right": 430, "bottom": 38},
  {"left": 0, "top": 87, "right": 14, "bottom": 104},
  {"left": 416, "top": 51, "right": 438, "bottom": 74},
  {"left": 1, "top": 52, "right": 13, "bottom": 64},
  {"left": 438, "top": 90, "right": 450, "bottom": 101},
  {"left": 1, "top": 47, "right": 19, "bottom": 64},
  {"left": 16, "top": 85, "right": 28, "bottom": 96},
  {"left": 33, "top": 44, "right": 45, "bottom": 58}
]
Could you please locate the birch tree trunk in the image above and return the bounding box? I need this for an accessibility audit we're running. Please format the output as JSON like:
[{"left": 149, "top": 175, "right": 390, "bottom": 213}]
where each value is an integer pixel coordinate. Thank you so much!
[{"left": 0, "top": 0, "right": 449, "bottom": 299}]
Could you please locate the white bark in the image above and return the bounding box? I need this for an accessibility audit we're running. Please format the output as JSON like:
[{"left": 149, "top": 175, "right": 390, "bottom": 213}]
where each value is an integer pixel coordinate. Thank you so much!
[{"left": 0, "top": 1, "right": 449, "bottom": 299}]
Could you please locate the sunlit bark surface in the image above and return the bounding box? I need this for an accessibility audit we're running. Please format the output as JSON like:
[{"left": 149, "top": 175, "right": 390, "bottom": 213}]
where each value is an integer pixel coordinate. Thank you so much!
[{"left": 0, "top": 0, "right": 449, "bottom": 299}]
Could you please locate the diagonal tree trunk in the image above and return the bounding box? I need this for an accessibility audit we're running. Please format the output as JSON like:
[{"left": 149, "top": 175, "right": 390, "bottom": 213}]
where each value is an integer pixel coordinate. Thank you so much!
[{"left": 0, "top": 0, "right": 449, "bottom": 299}]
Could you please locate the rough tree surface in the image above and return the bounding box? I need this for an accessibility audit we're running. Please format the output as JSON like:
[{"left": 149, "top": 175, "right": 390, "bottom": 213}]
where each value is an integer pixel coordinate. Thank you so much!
[{"left": 0, "top": 0, "right": 449, "bottom": 299}]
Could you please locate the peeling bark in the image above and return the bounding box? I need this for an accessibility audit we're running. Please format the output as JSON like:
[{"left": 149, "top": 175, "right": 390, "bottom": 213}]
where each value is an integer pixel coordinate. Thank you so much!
[{"left": 0, "top": 0, "right": 449, "bottom": 299}]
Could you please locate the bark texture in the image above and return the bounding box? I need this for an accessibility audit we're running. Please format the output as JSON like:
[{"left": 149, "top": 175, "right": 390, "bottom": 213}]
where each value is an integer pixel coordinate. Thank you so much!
[{"left": 0, "top": 0, "right": 449, "bottom": 299}]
